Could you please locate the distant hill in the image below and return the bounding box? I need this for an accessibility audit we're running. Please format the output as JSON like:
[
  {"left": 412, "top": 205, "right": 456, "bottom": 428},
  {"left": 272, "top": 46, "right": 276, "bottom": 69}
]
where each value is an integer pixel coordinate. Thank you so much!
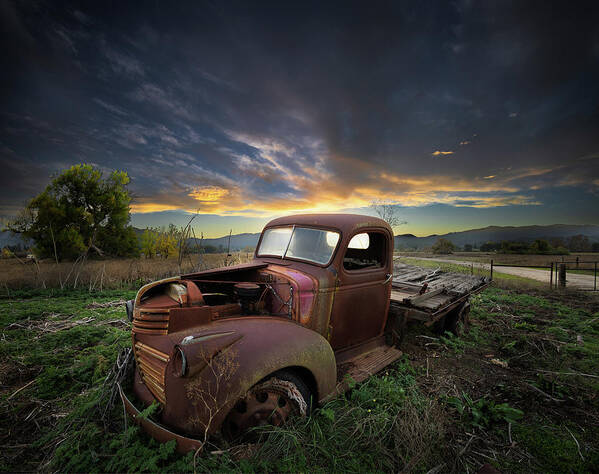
[
  {"left": 4, "top": 224, "right": 598, "bottom": 253},
  {"left": 188, "top": 232, "right": 261, "bottom": 251},
  {"left": 0, "top": 227, "right": 262, "bottom": 254},
  {"left": 189, "top": 224, "right": 599, "bottom": 252},
  {"left": 0, "top": 231, "right": 32, "bottom": 250},
  {"left": 395, "top": 224, "right": 599, "bottom": 250}
]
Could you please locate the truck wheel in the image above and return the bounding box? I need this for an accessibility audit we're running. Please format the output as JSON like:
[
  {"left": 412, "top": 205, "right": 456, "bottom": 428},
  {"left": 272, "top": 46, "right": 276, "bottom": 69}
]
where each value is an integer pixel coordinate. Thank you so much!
[
  {"left": 222, "top": 369, "right": 312, "bottom": 440},
  {"left": 385, "top": 311, "right": 407, "bottom": 348},
  {"left": 443, "top": 302, "right": 470, "bottom": 336}
]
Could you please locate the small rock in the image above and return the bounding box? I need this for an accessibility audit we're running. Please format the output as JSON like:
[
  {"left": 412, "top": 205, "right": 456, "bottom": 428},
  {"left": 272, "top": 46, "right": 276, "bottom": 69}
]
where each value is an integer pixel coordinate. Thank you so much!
[{"left": 490, "top": 358, "right": 508, "bottom": 368}]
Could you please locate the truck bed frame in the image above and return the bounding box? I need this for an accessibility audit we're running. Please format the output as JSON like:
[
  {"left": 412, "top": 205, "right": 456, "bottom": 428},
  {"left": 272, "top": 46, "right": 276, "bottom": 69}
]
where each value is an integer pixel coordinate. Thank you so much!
[{"left": 390, "top": 262, "right": 491, "bottom": 326}]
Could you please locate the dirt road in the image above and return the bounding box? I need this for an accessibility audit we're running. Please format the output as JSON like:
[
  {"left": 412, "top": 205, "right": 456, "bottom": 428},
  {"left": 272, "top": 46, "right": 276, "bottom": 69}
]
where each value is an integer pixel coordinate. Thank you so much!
[{"left": 414, "top": 257, "right": 597, "bottom": 290}]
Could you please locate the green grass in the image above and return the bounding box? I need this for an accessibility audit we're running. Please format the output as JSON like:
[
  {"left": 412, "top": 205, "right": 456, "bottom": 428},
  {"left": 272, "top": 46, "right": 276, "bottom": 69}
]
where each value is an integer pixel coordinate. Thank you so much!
[
  {"left": 1, "top": 286, "right": 598, "bottom": 472},
  {"left": 462, "top": 288, "right": 599, "bottom": 472}
]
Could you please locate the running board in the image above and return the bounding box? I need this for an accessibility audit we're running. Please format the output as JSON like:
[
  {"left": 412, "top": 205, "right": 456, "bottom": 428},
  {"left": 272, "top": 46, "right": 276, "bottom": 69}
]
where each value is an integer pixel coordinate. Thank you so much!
[{"left": 334, "top": 345, "right": 402, "bottom": 395}]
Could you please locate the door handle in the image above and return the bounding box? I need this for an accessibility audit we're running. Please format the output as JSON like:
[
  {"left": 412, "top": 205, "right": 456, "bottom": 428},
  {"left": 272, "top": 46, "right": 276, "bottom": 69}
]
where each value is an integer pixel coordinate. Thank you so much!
[{"left": 383, "top": 273, "right": 393, "bottom": 284}]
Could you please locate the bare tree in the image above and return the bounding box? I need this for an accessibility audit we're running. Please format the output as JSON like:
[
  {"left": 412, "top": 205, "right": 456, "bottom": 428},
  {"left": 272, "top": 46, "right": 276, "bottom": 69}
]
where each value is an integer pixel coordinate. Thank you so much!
[{"left": 370, "top": 200, "right": 406, "bottom": 230}]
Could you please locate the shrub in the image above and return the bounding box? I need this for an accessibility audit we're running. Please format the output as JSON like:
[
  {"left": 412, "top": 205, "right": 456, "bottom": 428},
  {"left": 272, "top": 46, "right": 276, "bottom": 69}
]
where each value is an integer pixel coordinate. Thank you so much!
[{"left": 432, "top": 238, "right": 456, "bottom": 254}]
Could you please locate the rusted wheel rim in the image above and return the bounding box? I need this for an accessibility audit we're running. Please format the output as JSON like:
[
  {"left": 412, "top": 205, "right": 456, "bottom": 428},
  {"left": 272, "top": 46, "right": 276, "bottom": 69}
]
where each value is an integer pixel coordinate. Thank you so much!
[
  {"left": 458, "top": 305, "right": 471, "bottom": 335},
  {"left": 224, "top": 384, "right": 298, "bottom": 439}
]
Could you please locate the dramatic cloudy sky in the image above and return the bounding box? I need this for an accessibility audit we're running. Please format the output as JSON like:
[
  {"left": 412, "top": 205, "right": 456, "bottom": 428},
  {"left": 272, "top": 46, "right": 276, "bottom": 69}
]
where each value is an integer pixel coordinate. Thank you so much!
[{"left": 1, "top": 1, "right": 599, "bottom": 237}]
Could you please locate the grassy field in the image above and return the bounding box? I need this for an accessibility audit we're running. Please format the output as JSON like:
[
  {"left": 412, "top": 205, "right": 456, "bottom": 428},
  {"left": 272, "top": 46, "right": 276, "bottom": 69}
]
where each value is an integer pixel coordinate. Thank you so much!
[
  {"left": 1, "top": 286, "right": 598, "bottom": 471},
  {"left": 398, "top": 251, "right": 599, "bottom": 270}
]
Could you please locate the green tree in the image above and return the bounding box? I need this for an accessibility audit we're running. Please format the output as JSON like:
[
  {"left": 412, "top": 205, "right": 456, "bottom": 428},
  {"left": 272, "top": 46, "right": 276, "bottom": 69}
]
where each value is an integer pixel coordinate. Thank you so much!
[
  {"left": 530, "top": 239, "right": 550, "bottom": 254},
  {"left": 480, "top": 241, "right": 500, "bottom": 252},
  {"left": 432, "top": 238, "right": 456, "bottom": 254},
  {"left": 140, "top": 228, "right": 158, "bottom": 258},
  {"left": 8, "top": 164, "right": 138, "bottom": 260},
  {"left": 567, "top": 234, "right": 591, "bottom": 252},
  {"left": 141, "top": 225, "right": 181, "bottom": 259},
  {"left": 156, "top": 224, "right": 180, "bottom": 259}
]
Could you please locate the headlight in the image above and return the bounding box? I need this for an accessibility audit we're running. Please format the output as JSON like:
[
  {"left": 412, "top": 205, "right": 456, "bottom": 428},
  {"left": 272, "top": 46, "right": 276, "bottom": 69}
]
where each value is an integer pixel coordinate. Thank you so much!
[{"left": 173, "top": 345, "right": 187, "bottom": 377}]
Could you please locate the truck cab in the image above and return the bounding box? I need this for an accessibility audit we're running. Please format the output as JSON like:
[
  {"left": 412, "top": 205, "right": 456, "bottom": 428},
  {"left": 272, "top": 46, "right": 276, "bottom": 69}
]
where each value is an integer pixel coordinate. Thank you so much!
[
  {"left": 253, "top": 214, "right": 394, "bottom": 348},
  {"left": 122, "top": 214, "right": 401, "bottom": 451}
]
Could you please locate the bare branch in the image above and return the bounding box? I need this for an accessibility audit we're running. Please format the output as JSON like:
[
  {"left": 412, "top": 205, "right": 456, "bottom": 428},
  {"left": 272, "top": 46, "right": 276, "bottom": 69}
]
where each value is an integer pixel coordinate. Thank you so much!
[{"left": 370, "top": 199, "right": 406, "bottom": 231}]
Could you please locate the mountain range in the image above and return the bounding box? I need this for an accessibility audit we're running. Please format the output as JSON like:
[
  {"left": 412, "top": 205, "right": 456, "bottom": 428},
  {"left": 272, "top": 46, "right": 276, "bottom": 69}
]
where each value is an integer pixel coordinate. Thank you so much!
[
  {"left": 189, "top": 224, "right": 599, "bottom": 251},
  {"left": 394, "top": 224, "right": 599, "bottom": 250},
  {"left": 3, "top": 224, "right": 598, "bottom": 252}
]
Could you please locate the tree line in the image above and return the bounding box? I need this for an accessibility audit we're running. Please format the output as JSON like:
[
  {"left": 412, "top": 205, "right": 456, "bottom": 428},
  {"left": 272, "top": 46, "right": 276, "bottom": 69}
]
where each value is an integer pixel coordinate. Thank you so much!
[
  {"left": 423, "top": 236, "right": 598, "bottom": 255},
  {"left": 479, "top": 236, "right": 598, "bottom": 254}
]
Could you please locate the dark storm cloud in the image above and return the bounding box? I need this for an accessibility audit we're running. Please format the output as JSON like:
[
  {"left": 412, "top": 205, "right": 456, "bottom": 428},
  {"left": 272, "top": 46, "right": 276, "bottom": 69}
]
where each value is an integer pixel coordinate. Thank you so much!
[{"left": 1, "top": 0, "right": 598, "bottom": 225}]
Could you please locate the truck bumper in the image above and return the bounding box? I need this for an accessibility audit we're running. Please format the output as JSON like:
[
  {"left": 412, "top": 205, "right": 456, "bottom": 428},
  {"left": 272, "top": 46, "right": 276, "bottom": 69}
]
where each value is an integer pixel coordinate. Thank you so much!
[{"left": 117, "top": 383, "right": 204, "bottom": 454}]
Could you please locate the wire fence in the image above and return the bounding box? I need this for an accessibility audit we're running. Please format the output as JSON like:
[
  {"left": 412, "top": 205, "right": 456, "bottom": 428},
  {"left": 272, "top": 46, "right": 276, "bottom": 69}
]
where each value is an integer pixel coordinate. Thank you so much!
[
  {"left": 548, "top": 259, "right": 598, "bottom": 291},
  {"left": 490, "top": 259, "right": 598, "bottom": 291}
]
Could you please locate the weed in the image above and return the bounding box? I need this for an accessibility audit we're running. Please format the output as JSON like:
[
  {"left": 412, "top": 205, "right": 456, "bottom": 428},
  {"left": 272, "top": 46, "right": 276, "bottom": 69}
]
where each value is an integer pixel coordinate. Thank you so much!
[
  {"left": 439, "top": 331, "right": 467, "bottom": 353},
  {"left": 512, "top": 423, "right": 599, "bottom": 473},
  {"left": 252, "top": 362, "right": 447, "bottom": 472},
  {"left": 513, "top": 321, "right": 537, "bottom": 331},
  {"left": 1, "top": 282, "right": 598, "bottom": 472},
  {"left": 446, "top": 392, "right": 523, "bottom": 429}
]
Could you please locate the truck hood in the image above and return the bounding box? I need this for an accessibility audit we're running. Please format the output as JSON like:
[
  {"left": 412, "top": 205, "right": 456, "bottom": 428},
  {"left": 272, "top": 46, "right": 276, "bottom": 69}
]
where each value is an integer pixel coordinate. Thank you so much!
[{"left": 181, "top": 261, "right": 268, "bottom": 279}]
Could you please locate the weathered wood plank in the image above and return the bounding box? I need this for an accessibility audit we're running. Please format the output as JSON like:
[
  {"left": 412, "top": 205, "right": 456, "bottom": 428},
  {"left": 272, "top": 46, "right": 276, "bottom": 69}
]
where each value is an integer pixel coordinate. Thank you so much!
[
  {"left": 392, "top": 262, "right": 489, "bottom": 314},
  {"left": 405, "top": 287, "right": 446, "bottom": 305}
]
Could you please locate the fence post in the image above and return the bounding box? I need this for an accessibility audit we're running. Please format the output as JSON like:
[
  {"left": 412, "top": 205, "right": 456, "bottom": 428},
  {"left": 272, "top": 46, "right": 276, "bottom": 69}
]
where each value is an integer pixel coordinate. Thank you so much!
[
  {"left": 550, "top": 262, "right": 553, "bottom": 288},
  {"left": 576, "top": 256, "right": 579, "bottom": 269},
  {"left": 559, "top": 264, "right": 566, "bottom": 288},
  {"left": 490, "top": 259, "right": 493, "bottom": 282},
  {"left": 595, "top": 262, "right": 597, "bottom": 291}
]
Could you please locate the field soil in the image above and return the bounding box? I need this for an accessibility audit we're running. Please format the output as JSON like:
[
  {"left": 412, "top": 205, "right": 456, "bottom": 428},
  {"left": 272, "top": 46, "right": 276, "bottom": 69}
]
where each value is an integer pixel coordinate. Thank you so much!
[
  {"left": 407, "top": 256, "right": 597, "bottom": 289},
  {"left": 1, "top": 283, "right": 598, "bottom": 472}
]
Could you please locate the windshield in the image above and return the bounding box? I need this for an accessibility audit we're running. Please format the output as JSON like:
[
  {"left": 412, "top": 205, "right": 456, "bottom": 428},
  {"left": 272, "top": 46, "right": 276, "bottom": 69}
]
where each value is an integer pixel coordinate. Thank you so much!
[{"left": 257, "top": 226, "right": 340, "bottom": 265}]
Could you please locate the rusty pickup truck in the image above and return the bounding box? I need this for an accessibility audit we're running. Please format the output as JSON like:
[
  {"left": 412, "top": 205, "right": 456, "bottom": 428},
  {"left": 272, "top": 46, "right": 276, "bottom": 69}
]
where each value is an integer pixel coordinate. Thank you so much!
[{"left": 120, "top": 214, "right": 489, "bottom": 451}]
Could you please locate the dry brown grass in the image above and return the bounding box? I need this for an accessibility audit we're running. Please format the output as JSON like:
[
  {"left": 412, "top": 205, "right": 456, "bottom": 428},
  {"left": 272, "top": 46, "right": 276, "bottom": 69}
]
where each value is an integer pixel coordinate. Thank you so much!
[{"left": 0, "top": 252, "right": 254, "bottom": 290}]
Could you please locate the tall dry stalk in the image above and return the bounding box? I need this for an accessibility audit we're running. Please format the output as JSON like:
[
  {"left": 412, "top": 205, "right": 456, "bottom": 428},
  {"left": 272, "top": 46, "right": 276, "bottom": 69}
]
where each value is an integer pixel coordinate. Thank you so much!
[{"left": 185, "top": 348, "right": 241, "bottom": 469}]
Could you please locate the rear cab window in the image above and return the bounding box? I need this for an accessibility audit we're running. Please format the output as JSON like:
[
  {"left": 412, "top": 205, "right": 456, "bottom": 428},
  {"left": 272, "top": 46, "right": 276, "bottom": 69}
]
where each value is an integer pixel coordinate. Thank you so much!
[{"left": 343, "top": 232, "right": 386, "bottom": 271}]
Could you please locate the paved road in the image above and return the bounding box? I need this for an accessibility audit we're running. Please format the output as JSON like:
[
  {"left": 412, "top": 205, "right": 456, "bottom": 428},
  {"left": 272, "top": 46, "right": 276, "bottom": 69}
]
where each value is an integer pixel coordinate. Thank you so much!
[{"left": 412, "top": 257, "right": 597, "bottom": 290}]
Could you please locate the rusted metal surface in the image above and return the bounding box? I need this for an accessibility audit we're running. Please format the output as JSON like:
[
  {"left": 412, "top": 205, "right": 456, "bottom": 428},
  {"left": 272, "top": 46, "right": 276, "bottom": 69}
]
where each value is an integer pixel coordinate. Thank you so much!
[
  {"left": 260, "top": 214, "right": 394, "bottom": 349},
  {"left": 222, "top": 377, "right": 306, "bottom": 439},
  {"left": 118, "top": 383, "right": 204, "bottom": 453},
  {"left": 332, "top": 344, "right": 402, "bottom": 398},
  {"left": 123, "top": 213, "right": 487, "bottom": 447},
  {"left": 182, "top": 261, "right": 269, "bottom": 278}
]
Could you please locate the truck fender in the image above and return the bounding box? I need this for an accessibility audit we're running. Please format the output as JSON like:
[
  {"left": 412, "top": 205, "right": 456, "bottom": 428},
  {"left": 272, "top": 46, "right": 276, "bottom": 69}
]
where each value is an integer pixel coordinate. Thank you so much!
[{"left": 161, "top": 317, "right": 337, "bottom": 436}]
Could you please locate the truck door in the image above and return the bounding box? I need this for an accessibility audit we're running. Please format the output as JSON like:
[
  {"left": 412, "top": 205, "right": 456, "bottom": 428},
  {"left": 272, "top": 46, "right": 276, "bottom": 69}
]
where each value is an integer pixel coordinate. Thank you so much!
[{"left": 329, "top": 230, "right": 392, "bottom": 350}]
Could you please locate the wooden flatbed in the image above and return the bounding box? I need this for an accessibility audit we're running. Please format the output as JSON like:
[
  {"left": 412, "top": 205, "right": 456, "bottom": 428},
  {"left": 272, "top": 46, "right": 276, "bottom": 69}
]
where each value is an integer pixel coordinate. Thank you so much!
[{"left": 390, "top": 262, "right": 491, "bottom": 326}]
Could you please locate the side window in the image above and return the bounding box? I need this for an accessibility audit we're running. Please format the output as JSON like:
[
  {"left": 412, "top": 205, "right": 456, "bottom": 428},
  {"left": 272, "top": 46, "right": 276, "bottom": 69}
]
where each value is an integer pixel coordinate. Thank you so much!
[{"left": 343, "top": 232, "right": 386, "bottom": 270}]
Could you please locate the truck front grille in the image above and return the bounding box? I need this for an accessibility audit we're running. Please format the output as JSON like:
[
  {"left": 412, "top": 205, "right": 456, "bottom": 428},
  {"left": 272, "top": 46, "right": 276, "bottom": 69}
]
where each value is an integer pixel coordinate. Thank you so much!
[
  {"left": 132, "top": 309, "right": 170, "bottom": 335},
  {"left": 134, "top": 341, "right": 169, "bottom": 404}
]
